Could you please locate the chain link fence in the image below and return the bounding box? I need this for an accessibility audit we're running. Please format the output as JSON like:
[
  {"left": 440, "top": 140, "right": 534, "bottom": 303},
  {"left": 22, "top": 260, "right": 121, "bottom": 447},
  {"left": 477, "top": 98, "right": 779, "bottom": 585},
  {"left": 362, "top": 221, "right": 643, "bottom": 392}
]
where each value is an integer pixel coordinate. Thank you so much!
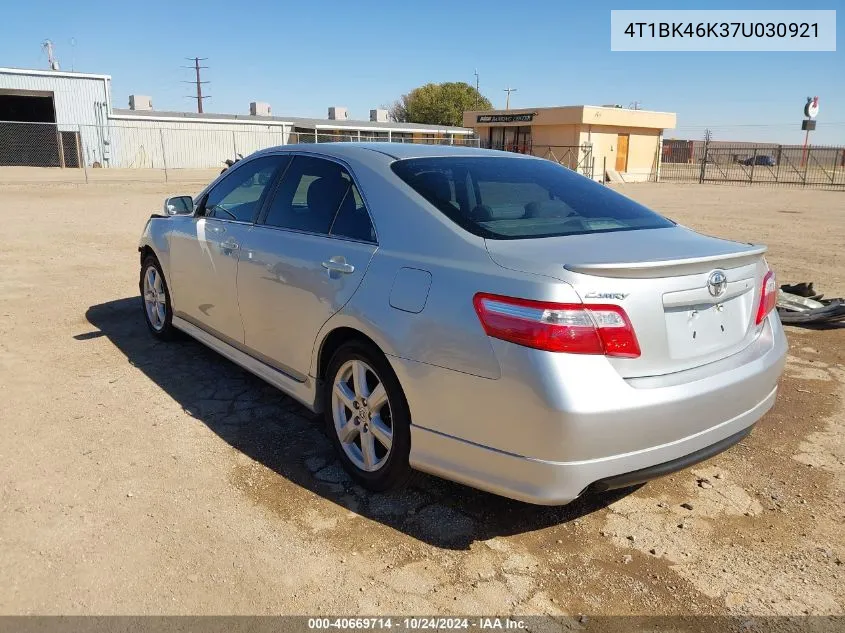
[
  {"left": 0, "top": 120, "right": 479, "bottom": 184},
  {"left": 480, "top": 142, "right": 598, "bottom": 180},
  {"left": 287, "top": 131, "right": 480, "bottom": 145},
  {"left": 657, "top": 140, "right": 845, "bottom": 188},
  {"left": 532, "top": 145, "right": 596, "bottom": 180}
]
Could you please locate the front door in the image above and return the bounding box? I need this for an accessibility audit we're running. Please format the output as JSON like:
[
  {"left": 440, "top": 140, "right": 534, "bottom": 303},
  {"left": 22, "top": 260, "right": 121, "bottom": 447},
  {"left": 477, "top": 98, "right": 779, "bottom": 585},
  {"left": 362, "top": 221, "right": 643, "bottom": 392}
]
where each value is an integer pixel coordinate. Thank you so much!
[
  {"left": 169, "top": 155, "right": 287, "bottom": 345},
  {"left": 616, "top": 133, "right": 630, "bottom": 172},
  {"left": 236, "top": 154, "right": 377, "bottom": 379}
]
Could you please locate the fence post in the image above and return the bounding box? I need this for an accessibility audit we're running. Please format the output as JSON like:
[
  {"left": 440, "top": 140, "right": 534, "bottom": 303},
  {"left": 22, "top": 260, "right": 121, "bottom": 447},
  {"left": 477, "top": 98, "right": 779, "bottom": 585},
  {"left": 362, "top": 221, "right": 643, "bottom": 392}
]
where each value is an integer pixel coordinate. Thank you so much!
[
  {"left": 775, "top": 145, "right": 782, "bottom": 183},
  {"left": 832, "top": 150, "right": 838, "bottom": 185},
  {"left": 159, "top": 129, "right": 168, "bottom": 183},
  {"left": 80, "top": 124, "right": 89, "bottom": 184},
  {"left": 56, "top": 127, "right": 65, "bottom": 168},
  {"left": 750, "top": 148, "right": 757, "bottom": 183},
  {"left": 603, "top": 156, "right": 607, "bottom": 184},
  {"left": 232, "top": 131, "right": 237, "bottom": 157},
  {"left": 655, "top": 132, "right": 663, "bottom": 183},
  {"left": 803, "top": 146, "right": 810, "bottom": 186},
  {"left": 699, "top": 141, "right": 708, "bottom": 184}
]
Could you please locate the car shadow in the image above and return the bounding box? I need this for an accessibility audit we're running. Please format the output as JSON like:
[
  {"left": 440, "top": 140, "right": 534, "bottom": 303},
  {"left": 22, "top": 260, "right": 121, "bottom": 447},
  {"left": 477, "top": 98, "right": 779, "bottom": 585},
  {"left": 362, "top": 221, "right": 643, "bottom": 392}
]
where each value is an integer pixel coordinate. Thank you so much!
[{"left": 82, "top": 297, "right": 636, "bottom": 550}]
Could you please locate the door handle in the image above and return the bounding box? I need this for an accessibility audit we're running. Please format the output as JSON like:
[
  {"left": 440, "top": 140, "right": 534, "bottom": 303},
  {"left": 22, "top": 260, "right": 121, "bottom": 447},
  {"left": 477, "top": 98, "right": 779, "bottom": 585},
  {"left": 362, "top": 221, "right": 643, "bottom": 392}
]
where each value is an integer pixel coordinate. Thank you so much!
[
  {"left": 221, "top": 238, "right": 239, "bottom": 251},
  {"left": 321, "top": 257, "right": 355, "bottom": 274}
]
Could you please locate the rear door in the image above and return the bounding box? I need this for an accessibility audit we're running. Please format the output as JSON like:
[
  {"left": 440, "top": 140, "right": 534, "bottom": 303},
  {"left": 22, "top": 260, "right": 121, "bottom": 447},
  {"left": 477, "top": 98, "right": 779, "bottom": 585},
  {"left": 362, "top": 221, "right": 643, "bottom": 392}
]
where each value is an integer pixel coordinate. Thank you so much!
[{"left": 236, "top": 154, "right": 377, "bottom": 379}]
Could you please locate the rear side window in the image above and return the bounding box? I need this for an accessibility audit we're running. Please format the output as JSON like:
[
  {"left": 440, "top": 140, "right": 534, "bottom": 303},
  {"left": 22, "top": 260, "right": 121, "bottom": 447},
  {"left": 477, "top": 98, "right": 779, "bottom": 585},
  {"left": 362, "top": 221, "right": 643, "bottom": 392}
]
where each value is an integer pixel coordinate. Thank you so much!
[
  {"left": 263, "top": 155, "right": 375, "bottom": 241},
  {"left": 391, "top": 156, "right": 674, "bottom": 240}
]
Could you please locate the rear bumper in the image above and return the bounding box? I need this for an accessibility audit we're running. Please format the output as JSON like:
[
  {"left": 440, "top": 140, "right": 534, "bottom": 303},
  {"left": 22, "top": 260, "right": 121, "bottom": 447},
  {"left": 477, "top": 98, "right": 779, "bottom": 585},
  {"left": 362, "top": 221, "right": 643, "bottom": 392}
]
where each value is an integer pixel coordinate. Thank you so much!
[
  {"left": 585, "top": 425, "right": 753, "bottom": 493},
  {"left": 409, "top": 386, "right": 774, "bottom": 505},
  {"left": 396, "top": 315, "right": 787, "bottom": 505}
]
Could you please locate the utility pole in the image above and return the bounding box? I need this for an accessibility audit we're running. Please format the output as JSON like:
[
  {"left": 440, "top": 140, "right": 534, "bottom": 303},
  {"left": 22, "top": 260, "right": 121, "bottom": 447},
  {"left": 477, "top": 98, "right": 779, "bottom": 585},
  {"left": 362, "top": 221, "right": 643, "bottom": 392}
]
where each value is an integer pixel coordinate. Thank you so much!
[
  {"left": 801, "top": 96, "right": 819, "bottom": 168},
  {"left": 503, "top": 86, "right": 517, "bottom": 110},
  {"left": 473, "top": 69, "right": 480, "bottom": 110},
  {"left": 183, "top": 57, "right": 210, "bottom": 113}
]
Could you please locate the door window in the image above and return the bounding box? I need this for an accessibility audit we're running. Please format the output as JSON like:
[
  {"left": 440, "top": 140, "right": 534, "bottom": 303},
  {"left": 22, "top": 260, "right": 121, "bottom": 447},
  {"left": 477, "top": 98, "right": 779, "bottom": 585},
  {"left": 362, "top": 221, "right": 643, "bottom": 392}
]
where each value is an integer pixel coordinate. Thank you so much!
[
  {"left": 204, "top": 155, "right": 289, "bottom": 222},
  {"left": 263, "top": 155, "right": 374, "bottom": 241},
  {"left": 329, "top": 179, "right": 376, "bottom": 242}
]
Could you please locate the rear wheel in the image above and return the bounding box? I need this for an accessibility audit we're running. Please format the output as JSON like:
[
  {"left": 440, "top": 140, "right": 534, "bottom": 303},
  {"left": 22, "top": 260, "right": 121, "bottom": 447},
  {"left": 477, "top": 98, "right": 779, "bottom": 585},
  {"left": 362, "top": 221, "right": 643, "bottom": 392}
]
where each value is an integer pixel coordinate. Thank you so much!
[
  {"left": 324, "top": 341, "right": 412, "bottom": 491},
  {"left": 140, "top": 255, "right": 177, "bottom": 340}
]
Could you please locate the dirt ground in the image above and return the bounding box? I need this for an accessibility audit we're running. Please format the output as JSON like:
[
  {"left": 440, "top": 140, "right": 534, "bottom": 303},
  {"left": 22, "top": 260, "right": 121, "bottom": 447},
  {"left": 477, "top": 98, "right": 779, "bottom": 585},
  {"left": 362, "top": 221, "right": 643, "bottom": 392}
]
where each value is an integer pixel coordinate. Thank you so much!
[{"left": 0, "top": 178, "right": 843, "bottom": 617}]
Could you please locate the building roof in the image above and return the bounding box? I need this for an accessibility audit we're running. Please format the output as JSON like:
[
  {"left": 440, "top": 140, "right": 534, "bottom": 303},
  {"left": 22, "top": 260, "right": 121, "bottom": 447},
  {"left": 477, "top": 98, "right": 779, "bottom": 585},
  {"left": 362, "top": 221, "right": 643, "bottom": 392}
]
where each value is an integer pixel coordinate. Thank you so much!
[
  {"left": 464, "top": 104, "right": 676, "bottom": 130},
  {"left": 256, "top": 142, "right": 518, "bottom": 161},
  {"left": 0, "top": 66, "right": 111, "bottom": 81},
  {"left": 111, "top": 108, "right": 473, "bottom": 134},
  {"left": 466, "top": 104, "right": 676, "bottom": 116}
]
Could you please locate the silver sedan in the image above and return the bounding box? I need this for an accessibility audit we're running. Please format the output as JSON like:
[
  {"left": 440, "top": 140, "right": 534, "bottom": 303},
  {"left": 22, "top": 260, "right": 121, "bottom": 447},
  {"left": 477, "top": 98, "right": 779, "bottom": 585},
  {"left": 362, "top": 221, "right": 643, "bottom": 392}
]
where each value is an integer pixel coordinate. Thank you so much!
[{"left": 138, "top": 143, "right": 787, "bottom": 504}]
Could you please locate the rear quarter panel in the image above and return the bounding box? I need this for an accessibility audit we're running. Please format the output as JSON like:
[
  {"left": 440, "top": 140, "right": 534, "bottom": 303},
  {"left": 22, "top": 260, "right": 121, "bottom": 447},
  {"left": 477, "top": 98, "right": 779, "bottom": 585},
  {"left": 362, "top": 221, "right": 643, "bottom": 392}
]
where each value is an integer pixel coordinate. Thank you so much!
[{"left": 309, "top": 150, "right": 585, "bottom": 380}]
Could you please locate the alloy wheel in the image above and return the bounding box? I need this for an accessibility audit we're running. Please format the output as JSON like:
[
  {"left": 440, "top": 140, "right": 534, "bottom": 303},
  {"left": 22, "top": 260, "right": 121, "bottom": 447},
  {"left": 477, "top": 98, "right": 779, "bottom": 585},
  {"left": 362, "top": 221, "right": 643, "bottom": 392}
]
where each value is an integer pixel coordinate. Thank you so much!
[
  {"left": 143, "top": 265, "right": 167, "bottom": 332},
  {"left": 331, "top": 359, "right": 394, "bottom": 472}
]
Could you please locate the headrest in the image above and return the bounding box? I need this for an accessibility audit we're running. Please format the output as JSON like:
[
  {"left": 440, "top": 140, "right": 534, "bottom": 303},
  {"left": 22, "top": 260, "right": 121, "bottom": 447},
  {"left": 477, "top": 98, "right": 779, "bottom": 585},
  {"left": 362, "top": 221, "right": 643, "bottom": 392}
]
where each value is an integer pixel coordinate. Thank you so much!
[
  {"left": 307, "top": 177, "right": 350, "bottom": 215},
  {"left": 413, "top": 171, "right": 452, "bottom": 203}
]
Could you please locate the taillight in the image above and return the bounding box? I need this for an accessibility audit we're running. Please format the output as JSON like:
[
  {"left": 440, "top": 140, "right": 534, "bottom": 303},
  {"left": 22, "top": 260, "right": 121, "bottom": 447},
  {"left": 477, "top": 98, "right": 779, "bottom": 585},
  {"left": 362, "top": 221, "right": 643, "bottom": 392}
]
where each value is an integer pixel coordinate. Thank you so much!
[
  {"left": 473, "top": 293, "right": 641, "bottom": 358},
  {"left": 755, "top": 269, "right": 777, "bottom": 325}
]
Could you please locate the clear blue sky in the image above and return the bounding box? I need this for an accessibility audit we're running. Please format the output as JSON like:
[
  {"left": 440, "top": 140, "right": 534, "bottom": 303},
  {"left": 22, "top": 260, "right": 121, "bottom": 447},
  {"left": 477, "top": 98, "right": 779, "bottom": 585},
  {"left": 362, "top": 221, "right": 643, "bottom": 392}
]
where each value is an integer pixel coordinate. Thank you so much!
[{"left": 1, "top": 0, "right": 842, "bottom": 144}]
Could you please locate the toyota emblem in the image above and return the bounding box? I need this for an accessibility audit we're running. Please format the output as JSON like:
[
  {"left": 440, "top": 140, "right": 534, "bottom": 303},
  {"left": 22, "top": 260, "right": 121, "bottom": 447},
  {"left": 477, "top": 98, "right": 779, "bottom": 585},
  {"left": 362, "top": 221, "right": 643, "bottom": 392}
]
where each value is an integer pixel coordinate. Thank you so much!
[{"left": 707, "top": 270, "right": 728, "bottom": 297}]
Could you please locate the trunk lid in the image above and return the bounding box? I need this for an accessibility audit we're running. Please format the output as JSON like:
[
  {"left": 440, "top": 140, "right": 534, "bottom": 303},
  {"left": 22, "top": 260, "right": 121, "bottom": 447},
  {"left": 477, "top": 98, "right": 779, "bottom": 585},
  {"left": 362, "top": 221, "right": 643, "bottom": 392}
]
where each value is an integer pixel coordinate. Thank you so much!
[{"left": 485, "top": 226, "right": 769, "bottom": 378}]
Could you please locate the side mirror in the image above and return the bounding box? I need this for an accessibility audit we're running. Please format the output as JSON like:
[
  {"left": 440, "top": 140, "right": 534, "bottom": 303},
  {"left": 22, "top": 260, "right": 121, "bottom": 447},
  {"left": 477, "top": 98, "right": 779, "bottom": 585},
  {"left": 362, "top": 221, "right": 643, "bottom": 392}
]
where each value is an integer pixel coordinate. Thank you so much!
[{"left": 164, "top": 195, "right": 193, "bottom": 215}]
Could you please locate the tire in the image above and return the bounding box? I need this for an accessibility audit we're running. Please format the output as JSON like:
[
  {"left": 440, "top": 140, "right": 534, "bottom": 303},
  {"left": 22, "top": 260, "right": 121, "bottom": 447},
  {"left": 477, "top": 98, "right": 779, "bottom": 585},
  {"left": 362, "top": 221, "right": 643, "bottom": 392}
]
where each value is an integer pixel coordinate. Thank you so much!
[
  {"left": 139, "top": 254, "right": 177, "bottom": 340},
  {"left": 323, "top": 340, "right": 412, "bottom": 491}
]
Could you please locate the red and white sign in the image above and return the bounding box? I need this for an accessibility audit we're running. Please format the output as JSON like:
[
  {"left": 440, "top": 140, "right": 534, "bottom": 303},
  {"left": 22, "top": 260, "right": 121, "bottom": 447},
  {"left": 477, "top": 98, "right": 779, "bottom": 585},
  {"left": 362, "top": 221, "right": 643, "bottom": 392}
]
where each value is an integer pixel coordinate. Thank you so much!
[{"left": 804, "top": 96, "right": 820, "bottom": 118}]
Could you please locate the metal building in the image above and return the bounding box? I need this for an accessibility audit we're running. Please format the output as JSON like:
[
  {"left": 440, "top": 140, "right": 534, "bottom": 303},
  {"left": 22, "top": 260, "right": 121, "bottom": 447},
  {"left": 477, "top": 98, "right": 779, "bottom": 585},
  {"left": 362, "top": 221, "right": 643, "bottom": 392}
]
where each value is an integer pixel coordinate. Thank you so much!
[
  {"left": 0, "top": 67, "right": 111, "bottom": 167},
  {"left": 0, "top": 66, "right": 476, "bottom": 171}
]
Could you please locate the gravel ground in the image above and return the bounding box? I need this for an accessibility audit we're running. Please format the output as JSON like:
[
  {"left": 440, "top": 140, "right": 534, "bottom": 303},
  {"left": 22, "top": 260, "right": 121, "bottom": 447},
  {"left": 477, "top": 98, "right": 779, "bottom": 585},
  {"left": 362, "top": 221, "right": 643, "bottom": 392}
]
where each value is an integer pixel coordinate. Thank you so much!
[{"left": 0, "top": 178, "right": 843, "bottom": 616}]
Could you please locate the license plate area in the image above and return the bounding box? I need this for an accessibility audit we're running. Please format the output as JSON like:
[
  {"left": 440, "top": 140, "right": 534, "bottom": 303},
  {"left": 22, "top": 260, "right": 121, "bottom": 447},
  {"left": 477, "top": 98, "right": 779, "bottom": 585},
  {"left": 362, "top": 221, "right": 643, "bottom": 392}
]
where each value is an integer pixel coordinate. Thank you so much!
[{"left": 664, "top": 293, "right": 751, "bottom": 360}]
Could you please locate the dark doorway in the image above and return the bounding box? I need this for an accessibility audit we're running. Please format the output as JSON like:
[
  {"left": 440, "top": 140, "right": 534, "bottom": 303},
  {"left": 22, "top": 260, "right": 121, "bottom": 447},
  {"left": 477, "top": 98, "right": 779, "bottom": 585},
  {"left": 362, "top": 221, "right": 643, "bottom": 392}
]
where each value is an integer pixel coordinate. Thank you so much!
[
  {"left": 0, "top": 92, "right": 56, "bottom": 123},
  {"left": 0, "top": 90, "right": 70, "bottom": 167}
]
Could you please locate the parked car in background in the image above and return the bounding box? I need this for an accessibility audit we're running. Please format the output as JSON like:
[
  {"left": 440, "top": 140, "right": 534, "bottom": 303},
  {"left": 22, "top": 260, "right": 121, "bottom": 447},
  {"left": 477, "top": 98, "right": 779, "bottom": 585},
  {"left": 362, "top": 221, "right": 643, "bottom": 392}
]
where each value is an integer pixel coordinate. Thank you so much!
[
  {"left": 138, "top": 144, "right": 787, "bottom": 505},
  {"left": 743, "top": 155, "right": 777, "bottom": 167}
]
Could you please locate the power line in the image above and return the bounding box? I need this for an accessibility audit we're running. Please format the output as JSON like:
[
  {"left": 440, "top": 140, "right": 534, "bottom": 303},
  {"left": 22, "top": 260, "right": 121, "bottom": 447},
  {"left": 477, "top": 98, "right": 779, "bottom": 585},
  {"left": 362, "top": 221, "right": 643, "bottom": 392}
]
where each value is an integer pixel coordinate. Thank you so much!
[{"left": 182, "top": 57, "right": 210, "bottom": 114}]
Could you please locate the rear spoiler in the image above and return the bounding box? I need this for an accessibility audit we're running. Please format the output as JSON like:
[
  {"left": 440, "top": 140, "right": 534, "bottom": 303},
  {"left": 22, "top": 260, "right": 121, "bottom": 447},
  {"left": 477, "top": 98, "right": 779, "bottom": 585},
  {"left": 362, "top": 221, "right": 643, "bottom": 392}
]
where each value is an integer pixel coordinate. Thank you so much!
[{"left": 564, "top": 245, "right": 768, "bottom": 278}]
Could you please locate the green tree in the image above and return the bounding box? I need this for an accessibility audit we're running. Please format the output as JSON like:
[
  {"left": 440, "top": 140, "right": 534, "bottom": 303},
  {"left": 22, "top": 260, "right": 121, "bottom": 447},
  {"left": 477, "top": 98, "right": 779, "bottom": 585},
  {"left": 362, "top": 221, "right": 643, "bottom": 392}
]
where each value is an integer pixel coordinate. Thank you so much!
[{"left": 387, "top": 82, "right": 492, "bottom": 127}]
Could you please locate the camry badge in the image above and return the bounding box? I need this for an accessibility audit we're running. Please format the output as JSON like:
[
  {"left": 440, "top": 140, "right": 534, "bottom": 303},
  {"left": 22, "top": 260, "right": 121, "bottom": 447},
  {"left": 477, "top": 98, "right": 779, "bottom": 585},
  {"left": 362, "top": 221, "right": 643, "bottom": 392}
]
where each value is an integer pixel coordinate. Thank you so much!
[
  {"left": 585, "top": 291, "right": 629, "bottom": 301},
  {"left": 707, "top": 270, "right": 728, "bottom": 297}
]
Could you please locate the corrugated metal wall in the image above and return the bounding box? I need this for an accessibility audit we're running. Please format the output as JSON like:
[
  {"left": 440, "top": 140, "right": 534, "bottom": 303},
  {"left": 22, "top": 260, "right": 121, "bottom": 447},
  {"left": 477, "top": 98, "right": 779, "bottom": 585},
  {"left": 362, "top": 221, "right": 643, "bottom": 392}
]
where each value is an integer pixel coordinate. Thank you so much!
[
  {"left": 0, "top": 70, "right": 110, "bottom": 165},
  {"left": 0, "top": 71, "right": 109, "bottom": 127},
  {"left": 105, "top": 118, "right": 291, "bottom": 168}
]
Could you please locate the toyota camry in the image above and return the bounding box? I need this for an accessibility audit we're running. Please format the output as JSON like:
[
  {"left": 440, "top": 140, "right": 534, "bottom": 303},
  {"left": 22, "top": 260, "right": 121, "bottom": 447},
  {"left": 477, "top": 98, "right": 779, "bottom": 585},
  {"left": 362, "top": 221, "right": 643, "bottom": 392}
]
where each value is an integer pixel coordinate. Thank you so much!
[{"left": 138, "top": 143, "right": 786, "bottom": 504}]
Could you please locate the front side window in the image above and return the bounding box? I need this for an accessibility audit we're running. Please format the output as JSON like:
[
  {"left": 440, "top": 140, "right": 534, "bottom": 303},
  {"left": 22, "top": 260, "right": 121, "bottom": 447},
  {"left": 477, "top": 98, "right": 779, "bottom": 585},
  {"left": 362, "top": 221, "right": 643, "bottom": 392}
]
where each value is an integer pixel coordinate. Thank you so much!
[
  {"left": 263, "top": 156, "right": 374, "bottom": 241},
  {"left": 204, "top": 155, "right": 288, "bottom": 222},
  {"left": 391, "top": 156, "right": 674, "bottom": 240}
]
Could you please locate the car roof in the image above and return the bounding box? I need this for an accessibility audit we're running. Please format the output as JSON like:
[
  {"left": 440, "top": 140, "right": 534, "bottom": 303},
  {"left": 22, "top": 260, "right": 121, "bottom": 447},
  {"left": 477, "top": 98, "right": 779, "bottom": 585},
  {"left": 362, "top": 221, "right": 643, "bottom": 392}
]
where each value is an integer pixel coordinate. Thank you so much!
[{"left": 254, "top": 142, "right": 535, "bottom": 161}]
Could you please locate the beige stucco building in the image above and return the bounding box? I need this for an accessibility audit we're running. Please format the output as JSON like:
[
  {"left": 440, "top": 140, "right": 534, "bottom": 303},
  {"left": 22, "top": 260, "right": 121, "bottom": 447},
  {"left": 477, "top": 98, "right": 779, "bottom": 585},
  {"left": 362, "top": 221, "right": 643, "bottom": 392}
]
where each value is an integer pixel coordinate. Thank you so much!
[{"left": 464, "top": 105, "right": 677, "bottom": 181}]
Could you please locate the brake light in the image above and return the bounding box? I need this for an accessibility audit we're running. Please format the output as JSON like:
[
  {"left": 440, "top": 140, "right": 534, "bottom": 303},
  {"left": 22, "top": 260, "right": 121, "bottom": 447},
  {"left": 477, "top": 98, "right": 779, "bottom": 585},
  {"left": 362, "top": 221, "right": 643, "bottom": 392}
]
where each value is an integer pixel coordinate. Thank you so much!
[
  {"left": 473, "top": 293, "right": 641, "bottom": 358},
  {"left": 755, "top": 269, "right": 777, "bottom": 325}
]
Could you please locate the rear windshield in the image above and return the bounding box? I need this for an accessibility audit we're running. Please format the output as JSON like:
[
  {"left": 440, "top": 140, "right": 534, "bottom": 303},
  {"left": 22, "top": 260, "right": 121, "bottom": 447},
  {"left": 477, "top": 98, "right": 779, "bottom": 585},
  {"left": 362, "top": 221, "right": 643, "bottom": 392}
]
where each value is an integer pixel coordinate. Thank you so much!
[{"left": 391, "top": 156, "right": 674, "bottom": 240}]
